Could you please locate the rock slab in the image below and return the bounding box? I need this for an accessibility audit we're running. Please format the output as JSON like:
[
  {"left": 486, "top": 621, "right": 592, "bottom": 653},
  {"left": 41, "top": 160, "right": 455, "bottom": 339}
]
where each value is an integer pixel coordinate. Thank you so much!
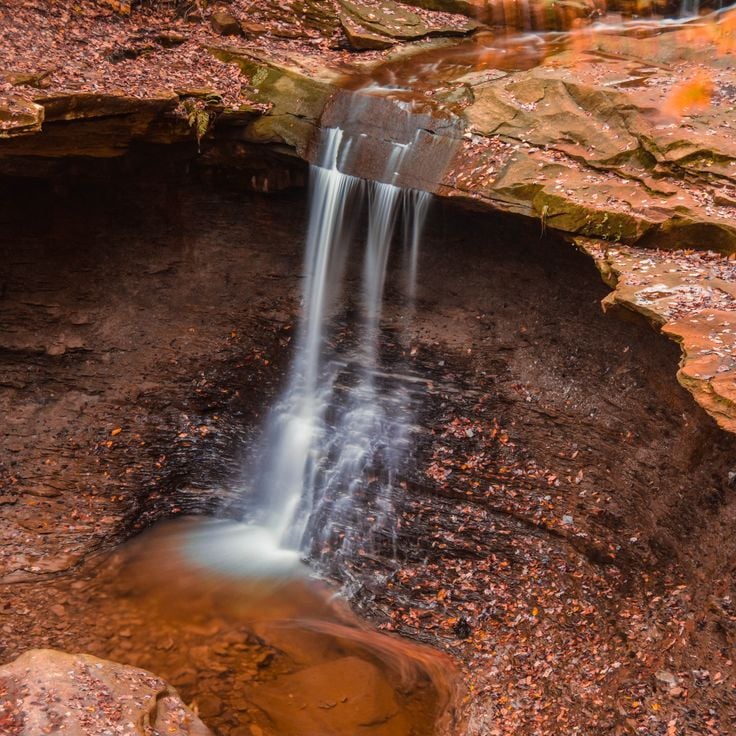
[{"left": 0, "top": 649, "right": 213, "bottom": 736}]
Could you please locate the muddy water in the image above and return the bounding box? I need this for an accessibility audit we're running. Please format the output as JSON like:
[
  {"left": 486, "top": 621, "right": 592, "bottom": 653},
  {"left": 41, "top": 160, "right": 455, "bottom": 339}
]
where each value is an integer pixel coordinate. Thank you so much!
[{"left": 30, "top": 518, "right": 457, "bottom": 736}]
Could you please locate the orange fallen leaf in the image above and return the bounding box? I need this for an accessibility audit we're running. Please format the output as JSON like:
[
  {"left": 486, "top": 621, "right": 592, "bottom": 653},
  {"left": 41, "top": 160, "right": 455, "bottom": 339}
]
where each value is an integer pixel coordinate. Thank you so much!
[
  {"left": 663, "top": 73, "right": 713, "bottom": 118},
  {"left": 110, "top": 427, "right": 122, "bottom": 436}
]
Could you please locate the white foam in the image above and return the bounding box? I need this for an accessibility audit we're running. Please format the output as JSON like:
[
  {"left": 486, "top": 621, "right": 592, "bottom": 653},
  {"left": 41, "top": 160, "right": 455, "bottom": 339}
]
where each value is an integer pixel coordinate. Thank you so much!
[{"left": 184, "top": 519, "right": 304, "bottom": 578}]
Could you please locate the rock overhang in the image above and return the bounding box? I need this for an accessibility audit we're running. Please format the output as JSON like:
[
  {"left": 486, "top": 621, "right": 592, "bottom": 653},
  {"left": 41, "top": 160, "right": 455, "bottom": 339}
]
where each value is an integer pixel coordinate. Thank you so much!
[{"left": 1, "top": 1, "right": 735, "bottom": 435}]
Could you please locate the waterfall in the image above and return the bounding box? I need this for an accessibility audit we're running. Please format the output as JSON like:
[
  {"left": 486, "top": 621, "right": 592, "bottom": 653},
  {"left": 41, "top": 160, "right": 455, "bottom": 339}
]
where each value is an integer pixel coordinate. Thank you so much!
[
  {"left": 242, "top": 123, "right": 433, "bottom": 570},
  {"left": 680, "top": 0, "right": 700, "bottom": 16}
]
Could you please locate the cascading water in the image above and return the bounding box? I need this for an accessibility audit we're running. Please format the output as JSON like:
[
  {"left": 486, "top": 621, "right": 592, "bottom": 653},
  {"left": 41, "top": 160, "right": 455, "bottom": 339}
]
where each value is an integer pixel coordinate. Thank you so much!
[{"left": 243, "top": 119, "right": 434, "bottom": 571}]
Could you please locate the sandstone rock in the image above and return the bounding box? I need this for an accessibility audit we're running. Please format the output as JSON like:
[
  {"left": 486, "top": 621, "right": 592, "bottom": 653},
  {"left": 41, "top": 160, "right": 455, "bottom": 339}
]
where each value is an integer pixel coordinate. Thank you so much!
[
  {"left": 441, "top": 23, "right": 736, "bottom": 252},
  {"left": 211, "top": 10, "right": 242, "bottom": 36},
  {"left": 340, "top": 12, "right": 396, "bottom": 50},
  {"left": 241, "top": 20, "right": 271, "bottom": 36},
  {"left": 292, "top": 0, "right": 342, "bottom": 35},
  {"left": 40, "top": 92, "right": 178, "bottom": 123},
  {"left": 0, "top": 96, "right": 44, "bottom": 138},
  {"left": 338, "top": 0, "right": 478, "bottom": 50},
  {"left": 0, "top": 91, "right": 197, "bottom": 156},
  {"left": 156, "top": 31, "right": 189, "bottom": 48},
  {"left": 580, "top": 239, "right": 736, "bottom": 433},
  {"left": 664, "top": 311, "right": 736, "bottom": 435},
  {"left": 2, "top": 70, "right": 53, "bottom": 89},
  {"left": 208, "top": 48, "right": 335, "bottom": 155},
  {"left": 0, "top": 649, "right": 213, "bottom": 736}
]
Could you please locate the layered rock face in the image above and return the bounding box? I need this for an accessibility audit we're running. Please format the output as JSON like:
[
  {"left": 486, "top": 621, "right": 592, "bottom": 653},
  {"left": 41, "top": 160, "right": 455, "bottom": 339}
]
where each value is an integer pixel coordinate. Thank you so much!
[
  {"left": 445, "top": 27, "right": 736, "bottom": 253},
  {"left": 1, "top": 0, "right": 735, "bottom": 448},
  {"left": 0, "top": 649, "right": 213, "bottom": 736},
  {"left": 580, "top": 240, "right": 736, "bottom": 433},
  {"left": 3, "top": 2, "right": 734, "bottom": 252}
]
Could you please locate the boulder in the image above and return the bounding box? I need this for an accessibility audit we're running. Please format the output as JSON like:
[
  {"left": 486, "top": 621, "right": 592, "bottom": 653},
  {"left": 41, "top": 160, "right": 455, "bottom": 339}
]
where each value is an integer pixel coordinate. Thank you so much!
[
  {"left": 580, "top": 238, "right": 736, "bottom": 433},
  {"left": 211, "top": 10, "right": 242, "bottom": 36},
  {"left": 0, "top": 649, "right": 213, "bottom": 736},
  {"left": 0, "top": 97, "right": 44, "bottom": 138},
  {"left": 338, "top": 0, "right": 479, "bottom": 50}
]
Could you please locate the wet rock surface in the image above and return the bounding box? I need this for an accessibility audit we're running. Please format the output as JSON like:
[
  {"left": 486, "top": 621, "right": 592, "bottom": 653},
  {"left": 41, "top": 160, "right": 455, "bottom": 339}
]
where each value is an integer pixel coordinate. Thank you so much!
[
  {"left": 0, "top": 163, "right": 298, "bottom": 583},
  {"left": 442, "top": 24, "right": 736, "bottom": 252}
]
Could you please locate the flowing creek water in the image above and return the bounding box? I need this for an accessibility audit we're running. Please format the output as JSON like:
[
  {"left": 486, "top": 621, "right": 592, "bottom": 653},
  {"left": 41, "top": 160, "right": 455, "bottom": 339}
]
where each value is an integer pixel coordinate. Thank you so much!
[
  {"left": 239, "top": 127, "right": 428, "bottom": 567},
  {"left": 150, "top": 87, "right": 467, "bottom": 733},
  {"left": 73, "top": 101, "right": 467, "bottom": 735}
]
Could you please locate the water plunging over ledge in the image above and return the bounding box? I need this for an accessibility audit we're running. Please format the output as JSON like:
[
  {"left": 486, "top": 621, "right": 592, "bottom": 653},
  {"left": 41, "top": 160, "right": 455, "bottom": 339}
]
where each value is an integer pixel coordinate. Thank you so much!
[{"left": 232, "top": 107, "right": 458, "bottom": 573}]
